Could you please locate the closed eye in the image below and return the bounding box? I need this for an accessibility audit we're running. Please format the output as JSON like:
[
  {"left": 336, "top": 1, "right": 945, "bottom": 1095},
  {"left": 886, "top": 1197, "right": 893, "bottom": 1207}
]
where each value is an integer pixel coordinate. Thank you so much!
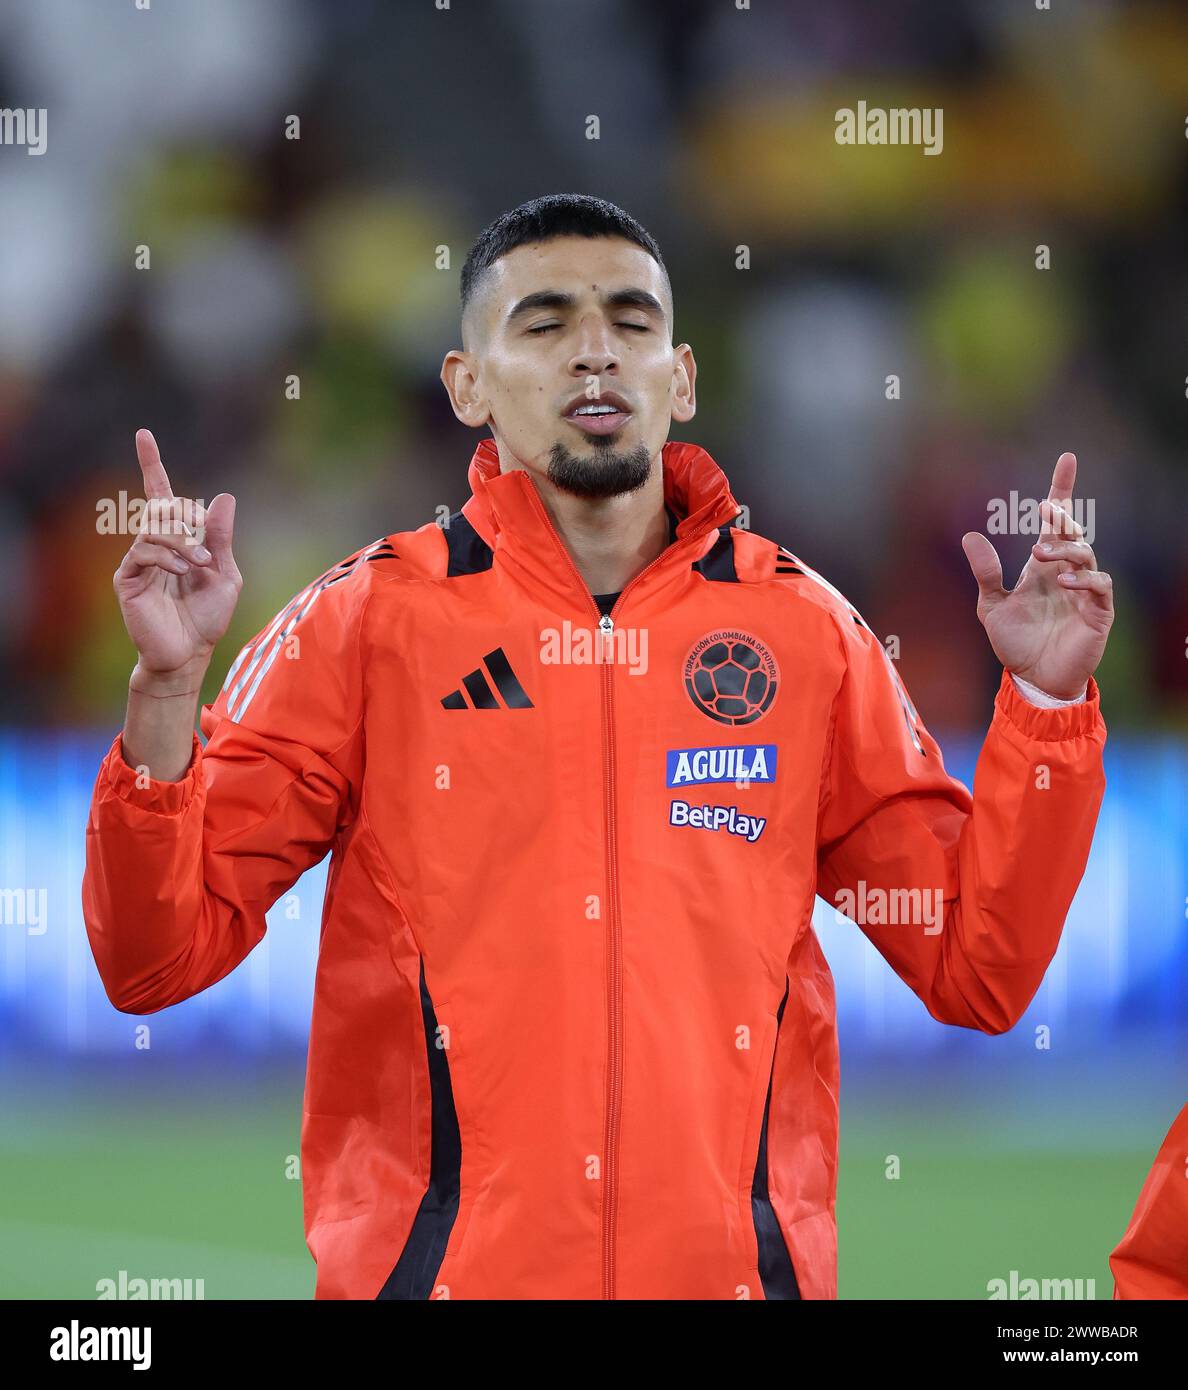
[{"left": 527, "top": 321, "right": 651, "bottom": 336}]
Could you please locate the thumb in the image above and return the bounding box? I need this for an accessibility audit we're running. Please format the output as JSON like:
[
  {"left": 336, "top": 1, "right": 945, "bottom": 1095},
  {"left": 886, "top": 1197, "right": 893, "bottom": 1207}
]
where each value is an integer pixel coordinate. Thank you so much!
[
  {"left": 202, "top": 493, "right": 237, "bottom": 563},
  {"left": 961, "top": 531, "right": 1006, "bottom": 603}
]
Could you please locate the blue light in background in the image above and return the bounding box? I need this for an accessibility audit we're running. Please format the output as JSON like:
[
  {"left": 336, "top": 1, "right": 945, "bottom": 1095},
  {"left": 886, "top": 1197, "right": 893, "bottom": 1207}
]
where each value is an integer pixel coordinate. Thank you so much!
[{"left": 1, "top": 730, "right": 1183, "bottom": 1061}]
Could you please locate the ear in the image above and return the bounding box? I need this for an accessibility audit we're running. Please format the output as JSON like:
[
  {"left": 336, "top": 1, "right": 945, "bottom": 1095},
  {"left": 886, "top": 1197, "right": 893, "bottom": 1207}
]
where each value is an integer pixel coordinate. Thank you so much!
[
  {"left": 440, "top": 350, "right": 491, "bottom": 429},
  {"left": 670, "top": 344, "right": 697, "bottom": 425}
]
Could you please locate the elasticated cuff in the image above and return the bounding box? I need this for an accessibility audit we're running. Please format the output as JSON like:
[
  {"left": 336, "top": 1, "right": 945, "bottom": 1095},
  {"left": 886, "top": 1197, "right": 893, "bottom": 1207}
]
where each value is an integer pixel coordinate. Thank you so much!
[
  {"left": 99, "top": 730, "right": 203, "bottom": 815},
  {"left": 994, "top": 668, "right": 1103, "bottom": 740}
]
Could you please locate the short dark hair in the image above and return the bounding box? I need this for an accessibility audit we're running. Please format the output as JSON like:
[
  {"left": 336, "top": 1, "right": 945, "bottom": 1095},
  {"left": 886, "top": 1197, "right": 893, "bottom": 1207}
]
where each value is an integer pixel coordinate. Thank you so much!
[{"left": 460, "top": 193, "right": 670, "bottom": 323}]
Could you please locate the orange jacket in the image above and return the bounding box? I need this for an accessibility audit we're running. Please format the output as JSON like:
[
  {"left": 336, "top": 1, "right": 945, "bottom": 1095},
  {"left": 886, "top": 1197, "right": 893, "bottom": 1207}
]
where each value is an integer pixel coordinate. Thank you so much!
[
  {"left": 83, "top": 438, "right": 1107, "bottom": 1299},
  {"left": 1111, "top": 1103, "right": 1188, "bottom": 1299}
]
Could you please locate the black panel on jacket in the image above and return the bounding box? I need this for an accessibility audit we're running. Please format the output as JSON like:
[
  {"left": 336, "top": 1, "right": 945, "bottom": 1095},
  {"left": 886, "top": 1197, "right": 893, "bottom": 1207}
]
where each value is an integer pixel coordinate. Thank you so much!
[
  {"left": 750, "top": 979, "right": 801, "bottom": 1300},
  {"left": 692, "top": 526, "right": 740, "bottom": 583},
  {"left": 444, "top": 512, "right": 495, "bottom": 577},
  {"left": 377, "top": 961, "right": 461, "bottom": 1300}
]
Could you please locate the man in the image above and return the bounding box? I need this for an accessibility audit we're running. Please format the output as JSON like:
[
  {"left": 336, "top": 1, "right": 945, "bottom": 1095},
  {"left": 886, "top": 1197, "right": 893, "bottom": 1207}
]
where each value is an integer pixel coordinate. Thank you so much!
[{"left": 83, "top": 193, "right": 1112, "bottom": 1300}]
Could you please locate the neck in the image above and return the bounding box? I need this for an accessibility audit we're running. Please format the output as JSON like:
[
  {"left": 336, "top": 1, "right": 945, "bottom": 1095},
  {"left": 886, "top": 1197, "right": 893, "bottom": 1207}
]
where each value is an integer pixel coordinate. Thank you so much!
[
  {"left": 542, "top": 472, "right": 670, "bottom": 595},
  {"left": 507, "top": 450, "right": 671, "bottom": 596}
]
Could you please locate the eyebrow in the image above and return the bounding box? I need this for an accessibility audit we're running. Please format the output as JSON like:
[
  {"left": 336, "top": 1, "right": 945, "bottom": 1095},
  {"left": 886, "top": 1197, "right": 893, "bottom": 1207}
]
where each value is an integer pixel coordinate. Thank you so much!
[{"left": 505, "top": 287, "right": 666, "bottom": 326}]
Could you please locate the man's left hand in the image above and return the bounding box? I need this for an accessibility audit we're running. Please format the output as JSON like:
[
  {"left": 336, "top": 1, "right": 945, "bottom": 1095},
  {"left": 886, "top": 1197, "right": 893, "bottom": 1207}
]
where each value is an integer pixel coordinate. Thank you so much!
[{"left": 961, "top": 452, "right": 1114, "bottom": 701}]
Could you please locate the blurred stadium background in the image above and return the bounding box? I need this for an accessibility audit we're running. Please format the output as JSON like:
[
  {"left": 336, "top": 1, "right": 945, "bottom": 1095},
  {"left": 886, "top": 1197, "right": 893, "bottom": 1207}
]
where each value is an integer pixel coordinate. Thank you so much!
[{"left": 1, "top": 0, "right": 1185, "bottom": 1299}]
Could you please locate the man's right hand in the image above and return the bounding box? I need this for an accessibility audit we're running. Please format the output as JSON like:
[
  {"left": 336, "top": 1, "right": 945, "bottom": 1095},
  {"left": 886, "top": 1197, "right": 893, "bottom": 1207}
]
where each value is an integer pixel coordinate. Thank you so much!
[{"left": 114, "top": 428, "right": 242, "bottom": 693}]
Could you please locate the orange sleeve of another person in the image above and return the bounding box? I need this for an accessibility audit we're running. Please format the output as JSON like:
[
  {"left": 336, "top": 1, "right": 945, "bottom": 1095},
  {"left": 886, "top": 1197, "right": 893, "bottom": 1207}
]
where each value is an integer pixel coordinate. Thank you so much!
[{"left": 1111, "top": 1103, "right": 1188, "bottom": 1299}]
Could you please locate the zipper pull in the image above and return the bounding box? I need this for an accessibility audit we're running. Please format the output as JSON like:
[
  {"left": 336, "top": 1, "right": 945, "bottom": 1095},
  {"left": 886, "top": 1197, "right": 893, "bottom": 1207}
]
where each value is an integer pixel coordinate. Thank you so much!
[
  {"left": 598, "top": 613, "right": 614, "bottom": 635},
  {"left": 597, "top": 611, "right": 614, "bottom": 663}
]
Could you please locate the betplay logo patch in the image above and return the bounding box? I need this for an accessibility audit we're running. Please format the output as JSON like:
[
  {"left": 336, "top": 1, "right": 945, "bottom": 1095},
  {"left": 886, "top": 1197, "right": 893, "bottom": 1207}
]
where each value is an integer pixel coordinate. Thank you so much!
[{"left": 669, "top": 800, "right": 766, "bottom": 843}]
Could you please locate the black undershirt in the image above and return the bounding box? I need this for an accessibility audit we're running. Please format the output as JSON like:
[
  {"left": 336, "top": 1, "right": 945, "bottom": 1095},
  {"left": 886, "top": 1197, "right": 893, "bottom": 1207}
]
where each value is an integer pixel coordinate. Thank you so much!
[{"left": 592, "top": 504, "right": 680, "bottom": 618}]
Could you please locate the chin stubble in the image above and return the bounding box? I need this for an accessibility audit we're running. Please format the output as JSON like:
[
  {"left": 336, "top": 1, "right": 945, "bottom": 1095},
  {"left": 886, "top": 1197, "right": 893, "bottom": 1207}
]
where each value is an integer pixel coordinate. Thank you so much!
[{"left": 545, "top": 440, "right": 653, "bottom": 500}]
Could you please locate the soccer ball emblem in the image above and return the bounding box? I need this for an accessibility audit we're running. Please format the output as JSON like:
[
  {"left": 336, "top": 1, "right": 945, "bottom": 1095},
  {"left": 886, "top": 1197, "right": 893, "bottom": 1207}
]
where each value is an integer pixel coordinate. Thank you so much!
[{"left": 683, "top": 630, "right": 779, "bottom": 726}]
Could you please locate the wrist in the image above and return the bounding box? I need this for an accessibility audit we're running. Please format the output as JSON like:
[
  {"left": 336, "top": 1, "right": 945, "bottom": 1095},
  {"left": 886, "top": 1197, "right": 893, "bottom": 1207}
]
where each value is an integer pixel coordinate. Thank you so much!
[
  {"left": 1008, "top": 670, "right": 1088, "bottom": 706},
  {"left": 129, "top": 656, "right": 211, "bottom": 699}
]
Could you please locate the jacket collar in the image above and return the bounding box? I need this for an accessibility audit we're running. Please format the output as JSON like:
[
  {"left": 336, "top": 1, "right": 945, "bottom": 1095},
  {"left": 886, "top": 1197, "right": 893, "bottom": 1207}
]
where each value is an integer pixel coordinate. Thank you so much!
[{"left": 459, "top": 436, "right": 742, "bottom": 612}]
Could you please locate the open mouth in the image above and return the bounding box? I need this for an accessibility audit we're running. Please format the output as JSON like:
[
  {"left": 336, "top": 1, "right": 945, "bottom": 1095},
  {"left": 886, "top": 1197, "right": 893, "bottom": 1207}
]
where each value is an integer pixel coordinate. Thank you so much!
[{"left": 563, "top": 393, "right": 632, "bottom": 436}]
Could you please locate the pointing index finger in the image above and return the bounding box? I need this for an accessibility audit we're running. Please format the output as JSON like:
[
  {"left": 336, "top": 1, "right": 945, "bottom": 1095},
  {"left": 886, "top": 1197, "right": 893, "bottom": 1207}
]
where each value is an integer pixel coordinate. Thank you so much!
[
  {"left": 135, "top": 428, "right": 175, "bottom": 501},
  {"left": 1046, "top": 451, "right": 1077, "bottom": 506}
]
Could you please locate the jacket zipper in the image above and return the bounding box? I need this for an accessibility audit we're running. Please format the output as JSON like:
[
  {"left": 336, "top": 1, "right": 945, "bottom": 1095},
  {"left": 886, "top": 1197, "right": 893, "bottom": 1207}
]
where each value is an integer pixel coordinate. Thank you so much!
[
  {"left": 598, "top": 629, "right": 621, "bottom": 1300},
  {"left": 517, "top": 481, "right": 702, "bottom": 1300}
]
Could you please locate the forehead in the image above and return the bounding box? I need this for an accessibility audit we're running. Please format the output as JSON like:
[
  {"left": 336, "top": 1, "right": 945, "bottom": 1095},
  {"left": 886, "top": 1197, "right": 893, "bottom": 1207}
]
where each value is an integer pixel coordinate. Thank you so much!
[{"left": 482, "top": 236, "right": 668, "bottom": 321}]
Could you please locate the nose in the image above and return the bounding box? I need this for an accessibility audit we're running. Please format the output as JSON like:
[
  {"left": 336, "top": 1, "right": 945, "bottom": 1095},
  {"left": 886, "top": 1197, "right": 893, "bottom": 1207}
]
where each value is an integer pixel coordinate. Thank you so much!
[{"left": 568, "top": 313, "right": 619, "bottom": 379}]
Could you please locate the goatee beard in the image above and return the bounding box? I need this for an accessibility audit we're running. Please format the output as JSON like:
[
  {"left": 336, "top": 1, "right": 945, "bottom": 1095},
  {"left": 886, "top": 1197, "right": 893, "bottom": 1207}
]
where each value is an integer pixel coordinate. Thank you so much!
[{"left": 546, "top": 440, "right": 652, "bottom": 500}]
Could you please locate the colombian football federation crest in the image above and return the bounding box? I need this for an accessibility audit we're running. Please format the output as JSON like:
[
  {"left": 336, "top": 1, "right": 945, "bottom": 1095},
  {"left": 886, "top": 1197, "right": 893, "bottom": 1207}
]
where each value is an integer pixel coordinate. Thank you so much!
[{"left": 682, "top": 630, "right": 779, "bottom": 726}]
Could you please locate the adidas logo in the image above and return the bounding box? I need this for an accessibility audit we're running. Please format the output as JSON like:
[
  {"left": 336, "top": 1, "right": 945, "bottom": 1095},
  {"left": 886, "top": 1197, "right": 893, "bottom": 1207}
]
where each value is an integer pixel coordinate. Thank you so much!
[{"left": 441, "top": 648, "right": 534, "bottom": 710}]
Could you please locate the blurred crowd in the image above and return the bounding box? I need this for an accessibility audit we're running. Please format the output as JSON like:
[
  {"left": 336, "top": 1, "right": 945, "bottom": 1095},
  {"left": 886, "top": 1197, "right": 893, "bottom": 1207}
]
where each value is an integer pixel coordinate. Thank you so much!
[{"left": 0, "top": 0, "right": 1184, "bottom": 730}]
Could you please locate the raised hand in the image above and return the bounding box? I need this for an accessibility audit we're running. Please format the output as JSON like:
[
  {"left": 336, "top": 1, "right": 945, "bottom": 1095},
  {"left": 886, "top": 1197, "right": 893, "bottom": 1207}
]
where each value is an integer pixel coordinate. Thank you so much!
[
  {"left": 961, "top": 453, "right": 1113, "bottom": 700},
  {"left": 113, "top": 429, "right": 242, "bottom": 687}
]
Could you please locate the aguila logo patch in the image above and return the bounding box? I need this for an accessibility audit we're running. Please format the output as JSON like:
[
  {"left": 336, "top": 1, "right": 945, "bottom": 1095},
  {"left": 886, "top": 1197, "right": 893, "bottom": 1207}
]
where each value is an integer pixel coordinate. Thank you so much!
[
  {"left": 682, "top": 630, "right": 779, "bottom": 726},
  {"left": 666, "top": 744, "right": 777, "bottom": 787}
]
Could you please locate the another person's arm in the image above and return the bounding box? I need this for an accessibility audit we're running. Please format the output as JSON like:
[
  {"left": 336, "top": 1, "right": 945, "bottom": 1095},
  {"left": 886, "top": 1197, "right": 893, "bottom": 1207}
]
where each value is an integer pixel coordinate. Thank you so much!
[{"left": 1110, "top": 1103, "right": 1188, "bottom": 1299}]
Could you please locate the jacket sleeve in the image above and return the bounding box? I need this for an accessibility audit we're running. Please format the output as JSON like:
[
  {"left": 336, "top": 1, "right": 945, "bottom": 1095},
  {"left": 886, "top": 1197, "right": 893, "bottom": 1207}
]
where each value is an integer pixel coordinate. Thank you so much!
[
  {"left": 1110, "top": 1103, "right": 1188, "bottom": 1300},
  {"left": 82, "top": 564, "right": 370, "bottom": 1014},
  {"left": 815, "top": 610, "right": 1107, "bottom": 1034}
]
